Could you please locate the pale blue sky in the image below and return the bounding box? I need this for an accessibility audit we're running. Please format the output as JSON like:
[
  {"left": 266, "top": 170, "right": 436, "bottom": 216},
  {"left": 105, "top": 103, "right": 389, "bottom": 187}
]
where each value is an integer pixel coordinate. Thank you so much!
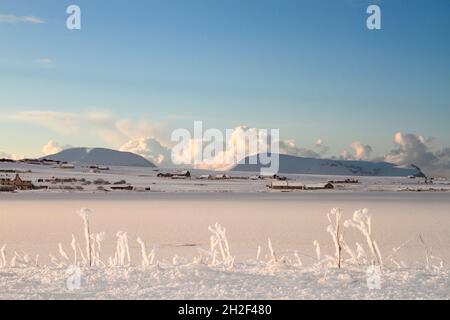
[{"left": 0, "top": 0, "right": 449, "bottom": 158}]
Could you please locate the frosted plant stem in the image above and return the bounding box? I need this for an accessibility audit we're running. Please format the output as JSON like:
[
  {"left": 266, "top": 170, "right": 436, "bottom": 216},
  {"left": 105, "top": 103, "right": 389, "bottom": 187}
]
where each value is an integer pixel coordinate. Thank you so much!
[
  {"left": 58, "top": 243, "right": 70, "bottom": 264},
  {"left": 344, "top": 209, "right": 383, "bottom": 269},
  {"left": 256, "top": 245, "right": 261, "bottom": 261},
  {"left": 123, "top": 233, "right": 131, "bottom": 266},
  {"left": 86, "top": 218, "right": 92, "bottom": 266},
  {"left": 268, "top": 238, "right": 277, "bottom": 263},
  {"left": 419, "top": 234, "right": 431, "bottom": 270},
  {"left": 137, "top": 237, "right": 149, "bottom": 267},
  {"left": 78, "top": 208, "right": 93, "bottom": 267},
  {"left": 71, "top": 235, "right": 77, "bottom": 266},
  {"left": 313, "top": 240, "right": 321, "bottom": 263},
  {"left": 327, "top": 208, "right": 342, "bottom": 268},
  {"left": 0, "top": 244, "right": 6, "bottom": 268},
  {"left": 77, "top": 244, "right": 87, "bottom": 265}
]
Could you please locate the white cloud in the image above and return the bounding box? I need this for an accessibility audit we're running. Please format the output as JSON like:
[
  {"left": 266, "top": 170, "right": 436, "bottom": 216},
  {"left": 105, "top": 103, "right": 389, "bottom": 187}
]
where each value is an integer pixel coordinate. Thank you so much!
[
  {"left": 279, "top": 139, "right": 320, "bottom": 158},
  {"left": 335, "top": 133, "right": 450, "bottom": 177},
  {"left": 120, "top": 137, "right": 171, "bottom": 166},
  {"left": 8, "top": 111, "right": 450, "bottom": 176},
  {"left": 0, "top": 151, "right": 23, "bottom": 160},
  {"left": 0, "top": 152, "right": 9, "bottom": 159},
  {"left": 8, "top": 111, "right": 92, "bottom": 134},
  {"left": 340, "top": 141, "right": 373, "bottom": 160},
  {"left": 434, "top": 148, "right": 450, "bottom": 174},
  {"left": 169, "top": 126, "right": 322, "bottom": 170},
  {"left": 7, "top": 111, "right": 164, "bottom": 147},
  {"left": 34, "top": 58, "right": 54, "bottom": 67},
  {"left": 168, "top": 126, "right": 276, "bottom": 170},
  {"left": 3, "top": 112, "right": 327, "bottom": 169},
  {"left": 170, "top": 126, "right": 269, "bottom": 170},
  {"left": 0, "top": 58, "right": 54, "bottom": 68},
  {"left": 0, "top": 14, "right": 45, "bottom": 24},
  {"left": 384, "top": 132, "right": 436, "bottom": 166},
  {"left": 350, "top": 141, "right": 373, "bottom": 160},
  {"left": 383, "top": 132, "right": 450, "bottom": 177},
  {"left": 339, "top": 150, "right": 351, "bottom": 160},
  {"left": 315, "top": 138, "right": 329, "bottom": 156},
  {"left": 42, "top": 140, "right": 72, "bottom": 156}
]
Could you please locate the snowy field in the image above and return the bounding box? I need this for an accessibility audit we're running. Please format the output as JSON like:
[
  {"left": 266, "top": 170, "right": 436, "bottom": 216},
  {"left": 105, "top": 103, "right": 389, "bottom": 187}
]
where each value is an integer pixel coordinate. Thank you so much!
[
  {"left": 1, "top": 192, "right": 449, "bottom": 299},
  {"left": 1, "top": 162, "right": 450, "bottom": 193},
  {"left": 2, "top": 263, "right": 449, "bottom": 300}
]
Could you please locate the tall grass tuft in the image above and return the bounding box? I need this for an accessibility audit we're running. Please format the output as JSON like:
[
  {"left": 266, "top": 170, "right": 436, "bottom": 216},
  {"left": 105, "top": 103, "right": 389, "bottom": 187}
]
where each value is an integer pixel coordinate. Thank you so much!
[
  {"left": 344, "top": 209, "right": 383, "bottom": 269},
  {"left": 208, "top": 223, "right": 234, "bottom": 268},
  {"left": 78, "top": 208, "right": 93, "bottom": 267},
  {"left": 327, "top": 208, "right": 343, "bottom": 268},
  {"left": 0, "top": 244, "right": 6, "bottom": 268}
]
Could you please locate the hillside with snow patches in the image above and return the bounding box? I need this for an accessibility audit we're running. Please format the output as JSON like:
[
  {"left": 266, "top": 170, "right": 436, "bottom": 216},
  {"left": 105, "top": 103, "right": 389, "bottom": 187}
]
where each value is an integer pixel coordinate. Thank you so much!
[
  {"left": 42, "top": 147, "right": 156, "bottom": 167},
  {"left": 232, "top": 154, "right": 425, "bottom": 177}
]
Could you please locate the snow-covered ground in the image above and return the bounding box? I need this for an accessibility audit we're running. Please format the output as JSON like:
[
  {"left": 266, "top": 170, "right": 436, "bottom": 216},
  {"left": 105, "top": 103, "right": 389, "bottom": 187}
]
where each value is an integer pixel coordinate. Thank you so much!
[
  {"left": 1, "top": 162, "right": 449, "bottom": 193},
  {"left": 1, "top": 263, "right": 449, "bottom": 300},
  {"left": 1, "top": 162, "right": 449, "bottom": 299},
  {"left": 1, "top": 191, "right": 449, "bottom": 299}
]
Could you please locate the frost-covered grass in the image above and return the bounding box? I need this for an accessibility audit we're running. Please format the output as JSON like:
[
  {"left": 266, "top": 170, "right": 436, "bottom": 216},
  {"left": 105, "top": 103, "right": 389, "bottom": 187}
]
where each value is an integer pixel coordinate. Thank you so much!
[{"left": 0, "top": 206, "right": 448, "bottom": 300}]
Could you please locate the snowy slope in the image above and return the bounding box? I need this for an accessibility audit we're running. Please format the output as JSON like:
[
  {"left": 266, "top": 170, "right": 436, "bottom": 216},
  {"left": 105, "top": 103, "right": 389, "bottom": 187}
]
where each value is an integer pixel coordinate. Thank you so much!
[
  {"left": 232, "top": 154, "right": 425, "bottom": 177},
  {"left": 43, "top": 147, "right": 156, "bottom": 167}
]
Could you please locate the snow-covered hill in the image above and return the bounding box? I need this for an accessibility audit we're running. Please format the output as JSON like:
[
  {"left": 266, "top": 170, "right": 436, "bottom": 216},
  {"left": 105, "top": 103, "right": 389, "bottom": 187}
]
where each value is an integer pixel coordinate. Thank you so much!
[
  {"left": 43, "top": 147, "right": 156, "bottom": 167},
  {"left": 232, "top": 154, "right": 425, "bottom": 177}
]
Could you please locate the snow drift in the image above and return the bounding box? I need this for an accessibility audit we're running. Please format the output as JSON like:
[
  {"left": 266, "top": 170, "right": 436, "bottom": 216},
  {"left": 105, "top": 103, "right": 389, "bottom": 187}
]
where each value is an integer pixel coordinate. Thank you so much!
[
  {"left": 232, "top": 154, "right": 425, "bottom": 177},
  {"left": 43, "top": 147, "right": 156, "bottom": 167}
]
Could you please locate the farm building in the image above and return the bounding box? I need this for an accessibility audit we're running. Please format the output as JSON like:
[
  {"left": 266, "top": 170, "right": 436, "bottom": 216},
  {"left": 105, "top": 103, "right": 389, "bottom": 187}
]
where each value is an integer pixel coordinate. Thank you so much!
[
  {"left": 173, "top": 170, "right": 191, "bottom": 178},
  {"left": 19, "top": 159, "right": 41, "bottom": 165},
  {"left": 60, "top": 163, "right": 75, "bottom": 169},
  {"left": 215, "top": 174, "right": 231, "bottom": 180},
  {"left": 0, "top": 174, "right": 35, "bottom": 190},
  {"left": 198, "top": 174, "right": 213, "bottom": 180},
  {"left": 157, "top": 172, "right": 173, "bottom": 178},
  {"left": 261, "top": 174, "right": 287, "bottom": 180},
  {"left": 328, "top": 178, "right": 359, "bottom": 184},
  {"left": 306, "top": 183, "right": 334, "bottom": 190},
  {"left": 269, "top": 181, "right": 334, "bottom": 191},
  {"left": 269, "top": 181, "right": 305, "bottom": 190},
  {"left": 0, "top": 185, "right": 16, "bottom": 192},
  {"left": 157, "top": 170, "right": 191, "bottom": 179},
  {"left": 110, "top": 186, "right": 133, "bottom": 191}
]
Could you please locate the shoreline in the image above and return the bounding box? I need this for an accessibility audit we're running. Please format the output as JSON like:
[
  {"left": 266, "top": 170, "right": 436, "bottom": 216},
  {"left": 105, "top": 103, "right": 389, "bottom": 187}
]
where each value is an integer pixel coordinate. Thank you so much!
[{"left": 1, "top": 190, "right": 449, "bottom": 201}]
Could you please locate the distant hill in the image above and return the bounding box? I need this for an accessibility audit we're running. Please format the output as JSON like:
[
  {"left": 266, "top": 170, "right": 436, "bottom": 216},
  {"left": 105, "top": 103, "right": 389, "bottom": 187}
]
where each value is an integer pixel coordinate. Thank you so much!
[
  {"left": 231, "top": 154, "right": 425, "bottom": 177},
  {"left": 42, "top": 147, "right": 156, "bottom": 167}
]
